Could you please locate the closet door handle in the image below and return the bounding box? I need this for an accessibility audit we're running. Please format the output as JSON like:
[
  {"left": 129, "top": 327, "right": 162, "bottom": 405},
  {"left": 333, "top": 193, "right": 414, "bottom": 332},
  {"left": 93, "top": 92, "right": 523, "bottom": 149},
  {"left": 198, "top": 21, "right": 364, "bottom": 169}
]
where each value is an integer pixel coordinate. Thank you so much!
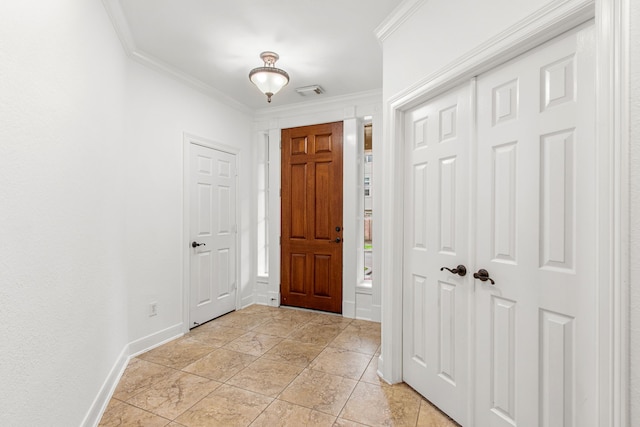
[
  {"left": 440, "top": 265, "right": 467, "bottom": 277},
  {"left": 473, "top": 269, "right": 495, "bottom": 285},
  {"left": 191, "top": 241, "right": 206, "bottom": 248}
]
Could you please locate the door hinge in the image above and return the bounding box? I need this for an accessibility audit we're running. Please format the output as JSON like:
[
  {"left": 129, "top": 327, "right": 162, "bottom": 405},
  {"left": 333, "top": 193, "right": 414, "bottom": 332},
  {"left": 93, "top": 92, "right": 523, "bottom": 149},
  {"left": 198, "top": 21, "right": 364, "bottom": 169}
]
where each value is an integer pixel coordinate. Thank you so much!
[
  {"left": 279, "top": 236, "right": 281, "bottom": 245},
  {"left": 279, "top": 188, "right": 281, "bottom": 197}
]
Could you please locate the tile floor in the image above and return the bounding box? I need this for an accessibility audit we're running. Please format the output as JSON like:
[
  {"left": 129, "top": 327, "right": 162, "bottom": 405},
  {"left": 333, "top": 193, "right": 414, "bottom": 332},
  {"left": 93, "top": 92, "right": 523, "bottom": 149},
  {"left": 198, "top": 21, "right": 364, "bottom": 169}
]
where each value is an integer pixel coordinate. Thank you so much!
[{"left": 99, "top": 305, "right": 459, "bottom": 427}]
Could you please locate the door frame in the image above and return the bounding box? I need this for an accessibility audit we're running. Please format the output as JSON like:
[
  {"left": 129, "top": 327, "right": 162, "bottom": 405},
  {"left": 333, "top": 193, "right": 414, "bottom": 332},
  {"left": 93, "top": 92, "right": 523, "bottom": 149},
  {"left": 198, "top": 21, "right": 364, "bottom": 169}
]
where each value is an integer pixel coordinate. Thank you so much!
[
  {"left": 182, "top": 132, "right": 241, "bottom": 332},
  {"left": 265, "top": 112, "right": 378, "bottom": 319},
  {"left": 378, "top": 1, "right": 630, "bottom": 425}
]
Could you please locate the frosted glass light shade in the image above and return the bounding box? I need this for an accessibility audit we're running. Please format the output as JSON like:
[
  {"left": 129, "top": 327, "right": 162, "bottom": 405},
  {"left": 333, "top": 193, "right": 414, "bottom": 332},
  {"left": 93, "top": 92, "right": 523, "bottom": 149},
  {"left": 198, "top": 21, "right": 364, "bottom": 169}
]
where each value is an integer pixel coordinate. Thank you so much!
[{"left": 249, "top": 52, "right": 289, "bottom": 103}]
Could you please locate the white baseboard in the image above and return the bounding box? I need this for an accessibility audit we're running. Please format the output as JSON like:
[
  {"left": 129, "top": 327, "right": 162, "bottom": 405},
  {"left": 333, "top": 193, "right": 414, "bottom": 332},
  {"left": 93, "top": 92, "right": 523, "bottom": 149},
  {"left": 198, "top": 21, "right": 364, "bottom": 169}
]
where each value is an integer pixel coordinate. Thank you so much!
[
  {"left": 240, "top": 294, "right": 254, "bottom": 309},
  {"left": 83, "top": 323, "right": 184, "bottom": 426},
  {"left": 129, "top": 323, "right": 184, "bottom": 357},
  {"left": 371, "top": 304, "right": 382, "bottom": 322},
  {"left": 266, "top": 290, "right": 280, "bottom": 307},
  {"left": 342, "top": 300, "right": 356, "bottom": 319},
  {"left": 81, "top": 345, "right": 129, "bottom": 427}
]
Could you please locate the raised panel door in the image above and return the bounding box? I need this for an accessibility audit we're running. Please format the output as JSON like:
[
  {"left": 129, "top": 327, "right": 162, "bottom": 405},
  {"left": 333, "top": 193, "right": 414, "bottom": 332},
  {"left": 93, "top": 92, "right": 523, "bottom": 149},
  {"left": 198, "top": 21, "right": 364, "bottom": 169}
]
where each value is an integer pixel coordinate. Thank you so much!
[
  {"left": 474, "top": 24, "right": 597, "bottom": 427},
  {"left": 402, "top": 85, "right": 471, "bottom": 426}
]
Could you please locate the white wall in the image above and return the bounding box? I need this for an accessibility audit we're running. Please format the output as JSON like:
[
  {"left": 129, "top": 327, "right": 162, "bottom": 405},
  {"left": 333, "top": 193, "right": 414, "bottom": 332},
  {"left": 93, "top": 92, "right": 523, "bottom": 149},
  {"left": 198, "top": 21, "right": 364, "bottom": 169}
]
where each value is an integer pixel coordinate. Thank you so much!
[
  {"left": 123, "top": 59, "right": 252, "bottom": 346},
  {"left": 0, "top": 1, "right": 129, "bottom": 425},
  {"left": 629, "top": 0, "right": 640, "bottom": 421},
  {"left": 382, "top": 0, "right": 550, "bottom": 98},
  {"left": 0, "top": 1, "right": 253, "bottom": 425}
]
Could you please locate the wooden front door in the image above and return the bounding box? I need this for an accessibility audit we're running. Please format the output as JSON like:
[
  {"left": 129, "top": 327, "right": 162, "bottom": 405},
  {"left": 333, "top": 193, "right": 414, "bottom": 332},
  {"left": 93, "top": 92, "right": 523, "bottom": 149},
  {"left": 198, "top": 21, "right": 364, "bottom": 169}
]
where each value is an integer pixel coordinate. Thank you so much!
[{"left": 281, "top": 121, "right": 343, "bottom": 313}]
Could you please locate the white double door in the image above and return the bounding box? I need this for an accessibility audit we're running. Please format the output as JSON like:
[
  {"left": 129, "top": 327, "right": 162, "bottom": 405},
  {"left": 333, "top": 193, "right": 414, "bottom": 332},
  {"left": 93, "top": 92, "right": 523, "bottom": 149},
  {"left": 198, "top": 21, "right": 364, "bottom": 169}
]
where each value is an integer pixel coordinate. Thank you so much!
[
  {"left": 403, "top": 24, "right": 596, "bottom": 426},
  {"left": 189, "top": 142, "right": 238, "bottom": 327}
]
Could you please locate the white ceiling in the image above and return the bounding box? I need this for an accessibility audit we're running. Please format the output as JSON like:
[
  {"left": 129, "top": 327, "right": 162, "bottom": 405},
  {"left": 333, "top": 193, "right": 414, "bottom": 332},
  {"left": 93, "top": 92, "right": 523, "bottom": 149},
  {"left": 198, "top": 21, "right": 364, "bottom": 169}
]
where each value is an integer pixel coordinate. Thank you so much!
[{"left": 108, "top": 0, "right": 404, "bottom": 111}]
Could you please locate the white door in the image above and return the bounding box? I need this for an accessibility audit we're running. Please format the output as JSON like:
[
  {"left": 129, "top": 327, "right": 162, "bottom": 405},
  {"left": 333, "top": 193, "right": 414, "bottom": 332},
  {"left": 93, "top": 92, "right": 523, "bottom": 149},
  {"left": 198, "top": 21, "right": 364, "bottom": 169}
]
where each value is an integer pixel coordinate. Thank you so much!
[
  {"left": 474, "top": 25, "right": 596, "bottom": 426},
  {"left": 402, "top": 24, "right": 597, "bottom": 427},
  {"left": 189, "top": 143, "right": 237, "bottom": 327},
  {"left": 403, "top": 84, "right": 471, "bottom": 426}
]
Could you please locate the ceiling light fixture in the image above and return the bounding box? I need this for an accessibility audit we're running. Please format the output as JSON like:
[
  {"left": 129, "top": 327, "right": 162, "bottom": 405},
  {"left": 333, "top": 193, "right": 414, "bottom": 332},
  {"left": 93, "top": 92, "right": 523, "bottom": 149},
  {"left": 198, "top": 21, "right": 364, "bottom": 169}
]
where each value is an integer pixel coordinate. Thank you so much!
[{"left": 248, "top": 51, "right": 289, "bottom": 103}]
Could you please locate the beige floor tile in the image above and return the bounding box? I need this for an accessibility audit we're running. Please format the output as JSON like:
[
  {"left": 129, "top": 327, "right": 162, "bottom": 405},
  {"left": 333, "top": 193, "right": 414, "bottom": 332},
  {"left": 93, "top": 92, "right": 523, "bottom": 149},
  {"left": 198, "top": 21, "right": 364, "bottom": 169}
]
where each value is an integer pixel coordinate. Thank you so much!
[
  {"left": 113, "top": 358, "right": 178, "bottom": 401},
  {"left": 309, "top": 313, "right": 353, "bottom": 329},
  {"left": 252, "top": 318, "right": 305, "bottom": 337},
  {"left": 125, "top": 370, "right": 220, "bottom": 420},
  {"left": 212, "top": 311, "right": 271, "bottom": 330},
  {"left": 416, "top": 399, "right": 460, "bottom": 427},
  {"left": 279, "top": 369, "right": 357, "bottom": 416},
  {"left": 182, "top": 348, "right": 257, "bottom": 382},
  {"left": 98, "top": 399, "right": 170, "bottom": 427},
  {"left": 360, "top": 353, "right": 384, "bottom": 385},
  {"left": 175, "top": 384, "right": 272, "bottom": 427},
  {"left": 332, "top": 418, "right": 369, "bottom": 427},
  {"left": 309, "top": 347, "right": 371, "bottom": 380},
  {"left": 223, "top": 331, "right": 283, "bottom": 356},
  {"left": 271, "top": 308, "right": 320, "bottom": 323},
  {"left": 137, "top": 337, "right": 216, "bottom": 369},
  {"left": 187, "top": 323, "right": 247, "bottom": 347},
  {"left": 237, "top": 304, "right": 279, "bottom": 315},
  {"left": 350, "top": 319, "right": 381, "bottom": 333},
  {"left": 340, "top": 382, "right": 422, "bottom": 426},
  {"left": 287, "top": 323, "right": 343, "bottom": 346},
  {"left": 250, "top": 399, "right": 336, "bottom": 426},
  {"left": 329, "top": 324, "right": 380, "bottom": 355},
  {"left": 227, "top": 358, "right": 303, "bottom": 397},
  {"left": 261, "top": 339, "right": 325, "bottom": 367}
]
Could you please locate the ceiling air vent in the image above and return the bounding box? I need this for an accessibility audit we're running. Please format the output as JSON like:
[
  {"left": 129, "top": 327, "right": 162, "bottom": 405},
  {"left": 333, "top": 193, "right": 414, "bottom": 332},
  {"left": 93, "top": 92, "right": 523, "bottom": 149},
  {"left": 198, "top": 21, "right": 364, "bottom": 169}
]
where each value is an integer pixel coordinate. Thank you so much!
[{"left": 295, "top": 85, "right": 324, "bottom": 96}]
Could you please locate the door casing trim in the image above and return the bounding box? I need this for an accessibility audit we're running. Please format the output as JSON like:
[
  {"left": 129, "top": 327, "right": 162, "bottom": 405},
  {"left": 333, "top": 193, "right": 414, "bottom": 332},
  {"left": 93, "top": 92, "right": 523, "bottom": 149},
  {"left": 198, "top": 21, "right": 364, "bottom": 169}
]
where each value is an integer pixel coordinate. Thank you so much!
[
  {"left": 182, "top": 132, "right": 242, "bottom": 332},
  {"left": 378, "top": 0, "right": 629, "bottom": 425}
]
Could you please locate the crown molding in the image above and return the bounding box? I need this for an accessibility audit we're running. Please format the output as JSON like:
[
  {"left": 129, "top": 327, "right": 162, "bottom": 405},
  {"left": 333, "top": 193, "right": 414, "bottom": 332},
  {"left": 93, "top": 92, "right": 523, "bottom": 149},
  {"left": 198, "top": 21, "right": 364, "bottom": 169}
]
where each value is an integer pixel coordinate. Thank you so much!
[
  {"left": 101, "top": 0, "right": 136, "bottom": 53},
  {"left": 129, "top": 51, "right": 252, "bottom": 114},
  {"left": 253, "top": 89, "right": 382, "bottom": 121},
  {"left": 374, "top": 0, "right": 427, "bottom": 43},
  {"left": 387, "top": 0, "right": 594, "bottom": 109},
  {"left": 101, "top": 0, "right": 252, "bottom": 115}
]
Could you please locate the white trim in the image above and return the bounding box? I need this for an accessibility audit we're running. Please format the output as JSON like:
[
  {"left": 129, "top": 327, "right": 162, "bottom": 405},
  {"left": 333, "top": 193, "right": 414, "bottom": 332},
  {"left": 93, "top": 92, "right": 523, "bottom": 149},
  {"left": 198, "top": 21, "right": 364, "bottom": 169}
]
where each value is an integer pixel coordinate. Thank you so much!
[
  {"left": 100, "top": 0, "right": 136, "bottom": 53},
  {"left": 182, "top": 133, "right": 242, "bottom": 333},
  {"left": 129, "top": 51, "right": 251, "bottom": 114},
  {"left": 380, "top": 0, "right": 628, "bottom": 423},
  {"left": 101, "top": 0, "right": 251, "bottom": 115},
  {"left": 387, "top": 0, "right": 595, "bottom": 110},
  {"left": 343, "top": 118, "right": 359, "bottom": 319},
  {"left": 82, "top": 326, "right": 184, "bottom": 426},
  {"left": 128, "top": 323, "right": 184, "bottom": 357},
  {"left": 374, "top": 0, "right": 427, "bottom": 43},
  {"left": 81, "top": 345, "right": 129, "bottom": 427},
  {"left": 595, "top": 0, "right": 630, "bottom": 425},
  {"left": 254, "top": 90, "right": 382, "bottom": 123},
  {"left": 267, "top": 127, "right": 282, "bottom": 309}
]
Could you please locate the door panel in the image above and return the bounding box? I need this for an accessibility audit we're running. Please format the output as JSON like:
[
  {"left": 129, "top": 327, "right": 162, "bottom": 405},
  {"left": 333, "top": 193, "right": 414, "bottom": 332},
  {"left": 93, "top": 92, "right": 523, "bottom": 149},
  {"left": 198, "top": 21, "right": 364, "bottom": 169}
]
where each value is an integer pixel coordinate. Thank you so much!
[
  {"left": 403, "top": 85, "right": 471, "bottom": 426},
  {"left": 281, "top": 122, "right": 343, "bottom": 313},
  {"left": 190, "top": 144, "right": 237, "bottom": 327},
  {"left": 474, "top": 25, "right": 596, "bottom": 426},
  {"left": 402, "top": 24, "right": 597, "bottom": 427}
]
